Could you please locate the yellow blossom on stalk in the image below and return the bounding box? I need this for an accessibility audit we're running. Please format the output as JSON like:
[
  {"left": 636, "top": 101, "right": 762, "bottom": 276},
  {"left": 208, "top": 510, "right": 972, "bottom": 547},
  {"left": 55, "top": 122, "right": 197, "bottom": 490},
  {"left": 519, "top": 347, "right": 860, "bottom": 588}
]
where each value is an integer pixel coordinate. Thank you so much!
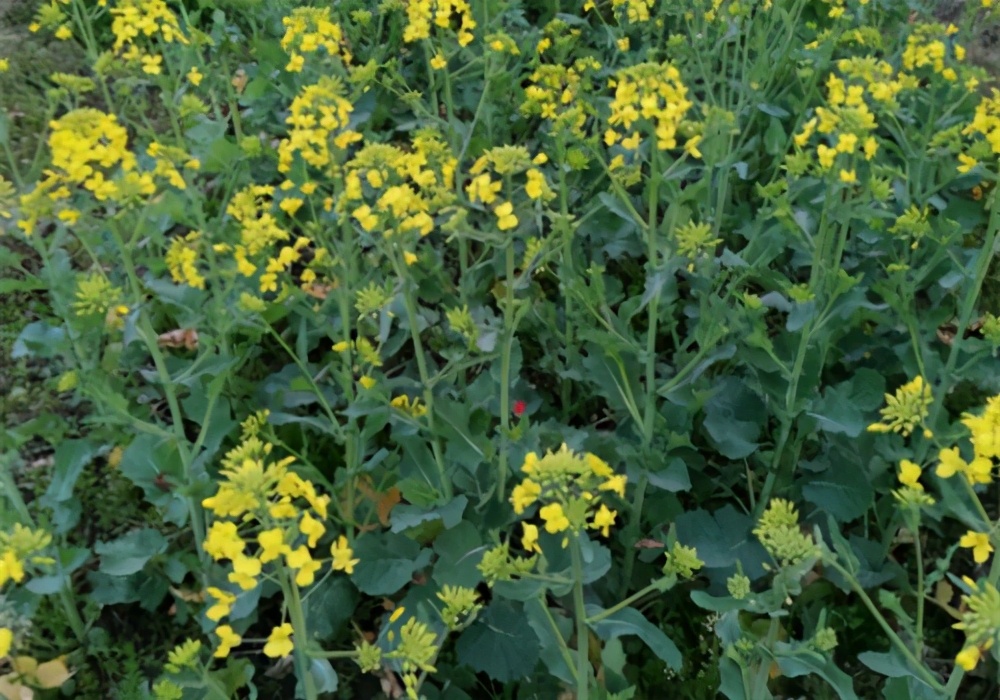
[
  {"left": 511, "top": 479, "right": 541, "bottom": 514},
  {"left": 509, "top": 444, "right": 627, "bottom": 548},
  {"left": 867, "top": 376, "right": 932, "bottom": 437},
  {"left": 0, "top": 628, "right": 11, "bottom": 657},
  {"left": 403, "top": 0, "right": 476, "bottom": 47},
  {"left": 228, "top": 554, "right": 262, "bottom": 590},
  {"left": 257, "top": 528, "right": 289, "bottom": 563},
  {"left": 952, "top": 577, "right": 1000, "bottom": 671},
  {"left": 0, "top": 524, "right": 53, "bottom": 587},
  {"left": 280, "top": 7, "right": 350, "bottom": 71},
  {"left": 0, "top": 59, "right": 8, "bottom": 73},
  {"left": 391, "top": 394, "right": 428, "bottom": 418},
  {"left": 958, "top": 153, "right": 979, "bottom": 174},
  {"left": 960, "top": 531, "right": 995, "bottom": 564},
  {"left": 493, "top": 201, "right": 518, "bottom": 231},
  {"left": 607, "top": 62, "right": 698, "bottom": 153},
  {"left": 205, "top": 587, "right": 236, "bottom": 621},
  {"left": 331, "top": 535, "right": 359, "bottom": 574},
  {"left": 286, "top": 546, "right": 321, "bottom": 586},
  {"left": 963, "top": 89, "right": 1000, "bottom": 155},
  {"left": 522, "top": 523, "right": 541, "bottom": 553},
  {"left": 213, "top": 625, "right": 241, "bottom": 658},
  {"left": 936, "top": 446, "right": 992, "bottom": 485},
  {"left": 263, "top": 623, "right": 294, "bottom": 658},
  {"left": 962, "top": 395, "right": 1000, "bottom": 460},
  {"left": 431, "top": 53, "right": 447, "bottom": 70},
  {"left": 278, "top": 76, "right": 361, "bottom": 174},
  {"left": 203, "top": 522, "right": 245, "bottom": 562},
  {"left": 165, "top": 232, "right": 206, "bottom": 289},
  {"left": 520, "top": 59, "right": 601, "bottom": 137}
]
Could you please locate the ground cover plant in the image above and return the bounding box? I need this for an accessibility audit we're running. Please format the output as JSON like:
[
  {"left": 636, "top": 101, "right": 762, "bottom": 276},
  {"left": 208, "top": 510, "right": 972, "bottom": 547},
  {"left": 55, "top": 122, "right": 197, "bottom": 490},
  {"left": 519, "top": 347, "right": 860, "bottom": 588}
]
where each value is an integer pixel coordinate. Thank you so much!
[{"left": 4, "top": 0, "right": 1000, "bottom": 697}]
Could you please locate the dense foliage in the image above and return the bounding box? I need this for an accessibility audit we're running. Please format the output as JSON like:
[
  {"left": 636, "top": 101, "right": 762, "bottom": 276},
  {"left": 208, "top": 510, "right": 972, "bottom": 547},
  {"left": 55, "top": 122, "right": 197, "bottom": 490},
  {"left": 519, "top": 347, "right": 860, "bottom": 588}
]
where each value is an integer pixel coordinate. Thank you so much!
[{"left": 4, "top": 0, "right": 1000, "bottom": 697}]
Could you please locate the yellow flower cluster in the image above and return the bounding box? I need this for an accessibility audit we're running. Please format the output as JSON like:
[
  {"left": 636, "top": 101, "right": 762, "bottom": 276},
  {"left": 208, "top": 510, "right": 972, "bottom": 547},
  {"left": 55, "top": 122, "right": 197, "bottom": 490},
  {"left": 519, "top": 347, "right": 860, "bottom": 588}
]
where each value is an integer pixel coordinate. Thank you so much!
[
  {"left": 18, "top": 109, "right": 157, "bottom": 234},
  {"left": 278, "top": 76, "right": 362, "bottom": 173},
  {"left": 520, "top": 59, "right": 601, "bottom": 137},
  {"left": 338, "top": 133, "right": 456, "bottom": 244},
  {"left": 936, "top": 394, "right": 1000, "bottom": 485},
  {"left": 110, "top": 0, "right": 189, "bottom": 74},
  {"left": 902, "top": 23, "right": 963, "bottom": 82},
  {"left": 866, "top": 376, "right": 932, "bottom": 437},
  {"left": 466, "top": 146, "right": 551, "bottom": 232},
  {"left": 962, "top": 89, "right": 1000, "bottom": 156},
  {"left": 201, "top": 412, "right": 358, "bottom": 659},
  {"left": 701, "top": 0, "right": 773, "bottom": 23},
  {"left": 791, "top": 73, "right": 879, "bottom": 180},
  {"left": 892, "top": 459, "right": 934, "bottom": 508},
  {"left": 0, "top": 524, "right": 55, "bottom": 658},
  {"left": 165, "top": 231, "right": 207, "bottom": 290},
  {"left": 509, "top": 444, "right": 626, "bottom": 549},
  {"left": 605, "top": 62, "right": 701, "bottom": 156},
  {"left": 280, "top": 7, "right": 350, "bottom": 73},
  {"left": 402, "top": 0, "right": 475, "bottom": 47},
  {"left": 952, "top": 576, "right": 1000, "bottom": 672}
]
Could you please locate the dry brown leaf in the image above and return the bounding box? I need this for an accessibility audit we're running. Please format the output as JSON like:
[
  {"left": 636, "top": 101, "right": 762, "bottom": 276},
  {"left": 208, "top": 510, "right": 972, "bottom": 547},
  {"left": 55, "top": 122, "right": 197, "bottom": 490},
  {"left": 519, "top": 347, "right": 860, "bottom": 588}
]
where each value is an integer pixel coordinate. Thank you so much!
[{"left": 157, "top": 328, "right": 198, "bottom": 351}]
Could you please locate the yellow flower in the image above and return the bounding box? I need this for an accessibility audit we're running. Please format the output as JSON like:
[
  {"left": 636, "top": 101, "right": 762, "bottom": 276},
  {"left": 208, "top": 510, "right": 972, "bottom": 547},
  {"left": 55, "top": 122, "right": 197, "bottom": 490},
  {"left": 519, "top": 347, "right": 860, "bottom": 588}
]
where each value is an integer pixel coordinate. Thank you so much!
[
  {"left": 494, "top": 201, "right": 518, "bottom": 231},
  {"left": 258, "top": 528, "right": 289, "bottom": 563},
  {"left": 539, "top": 503, "right": 570, "bottom": 534},
  {"left": 590, "top": 504, "right": 617, "bottom": 537},
  {"left": 599, "top": 474, "right": 627, "bottom": 498},
  {"left": 404, "top": 251, "right": 418, "bottom": 266},
  {"left": 359, "top": 375, "right": 377, "bottom": 389},
  {"left": 205, "top": 587, "right": 236, "bottom": 621},
  {"left": 956, "top": 645, "right": 981, "bottom": 671},
  {"left": 431, "top": 53, "right": 447, "bottom": 70},
  {"left": 522, "top": 523, "right": 540, "bottom": 553},
  {"left": 0, "top": 628, "right": 12, "bottom": 657},
  {"left": 960, "top": 531, "right": 994, "bottom": 564},
  {"left": 300, "top": 511, "right": 325, "bottom": 548},
  {"left": 286, "top": 54, "right": 305, "bottom": 72},
  {"left": 0, "top": 59, "right": 9, "bottom": 73},
  {"left": 187, "top": 67, "right": 203, "bottom": 86},
  {"left": 55, "top": 25, "right": 72, "bottom": 40},
  {"left": 332, "top": 341, "right": 350, "bottom": 353},
  {"left": 228, "top": 554, "right": 262, "bottom": 591},
  {"left": 214, "top": 625, "right": 241, "bottom": 658},
  {"left": 958, "top": 153, "right": 979, "bottom": 174},
  {"left": 263, "top": 623, "right": 294, "bottom": 658},
  {"left": 898, "top": 460, "right": 923, "bottom": 490},
  {"left": 204, "top": 522, "right": 245, "bottom": 562},
  {"left": 288, "top": 546, "right": 322, "bottom": 586},
  {"left": 331, "top": 535, "right": 359, "bottom": 574},
  {"left": 511, "top": 479, "right": 541, "bottom": 514}
]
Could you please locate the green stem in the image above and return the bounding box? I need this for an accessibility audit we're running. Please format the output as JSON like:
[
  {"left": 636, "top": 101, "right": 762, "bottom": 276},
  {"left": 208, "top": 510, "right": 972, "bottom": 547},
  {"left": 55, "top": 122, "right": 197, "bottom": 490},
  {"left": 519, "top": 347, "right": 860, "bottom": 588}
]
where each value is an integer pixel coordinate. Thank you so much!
[
  {"left": 496, "top": 243, "right": 516, "bottom": 502},
  {"left": 286, "top": 577, "right": 318, "bottom": 700},
  {"left": 570, "top": 537, "right": 590, "bottom": 700},
  {"left": 914, "top": 520, "right": 925, "bottom": 657},
  {"left": 585, "top": 578, "right": 665, "bottom": 625},
  {"left": 538, "top": 599, "right": 578, "bottom": 675},
  {"left": 391, "top": 251, "right": 452, "bottom": 499},
  {"left": 109, "top": 223, "right": 207, "bottom": 564},
  {"left": 825, "top": 558, "right": 945, "bottom": 693}
]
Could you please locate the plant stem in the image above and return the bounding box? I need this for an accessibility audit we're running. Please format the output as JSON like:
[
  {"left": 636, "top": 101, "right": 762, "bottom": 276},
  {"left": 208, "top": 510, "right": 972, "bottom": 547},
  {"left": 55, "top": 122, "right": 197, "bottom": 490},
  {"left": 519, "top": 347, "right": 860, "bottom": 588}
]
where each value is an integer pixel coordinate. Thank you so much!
[
  {"left": 825, "top": 558, "right": 945, "bottom": 693},
  {"left": 391, "top": 250, "right": 453, "bottom": 499},
  {"left": 585, "top": 578, "right": 665, "bottom": 625},
  {"left": 496, "top": 243, "right": 516, "bottom": 502},
  {"left": 570, "top": 536, "right": 590, "bottom": 700},
  {"left": 286, "top": 577, "right": 319, "bottom": 700}
]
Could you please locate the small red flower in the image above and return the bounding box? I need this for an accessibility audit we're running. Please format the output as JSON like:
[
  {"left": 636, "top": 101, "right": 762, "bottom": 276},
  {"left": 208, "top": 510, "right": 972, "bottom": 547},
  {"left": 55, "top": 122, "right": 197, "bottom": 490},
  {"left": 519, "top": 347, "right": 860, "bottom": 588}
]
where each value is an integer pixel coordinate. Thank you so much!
[{"left": 512, "top": 400, "right": 527, "bottom": 417}]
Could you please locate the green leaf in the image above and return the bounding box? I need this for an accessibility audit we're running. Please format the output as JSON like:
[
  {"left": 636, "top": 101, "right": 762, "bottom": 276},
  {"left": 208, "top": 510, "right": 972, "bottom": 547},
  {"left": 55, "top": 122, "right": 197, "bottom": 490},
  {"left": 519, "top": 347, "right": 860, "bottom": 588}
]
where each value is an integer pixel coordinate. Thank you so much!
[
  {"left": 95, "top": 528, "right": 168, "bottom": 576},
  {"left": 12, "top": 321, "right": 66, "bottom": 359},
  {"left": 351, "top": 533, "right": 432, "bottom": 595},
  {"left": 391, "top": 495, "right": 468, "bottom": 533},
  {"left": 585, "top": 605, "right": 681, "bottom": 670},
  {"left": 305, "top": 575, "right": 358, "bottom": 640},
  {"left": 646, "top": 458, "right": 691, "bottom": 492},
  {"left": 702, "top": 377, "right": 766, "bottom": 459},
  {"left": 524, "top": 598, "right": 574, "bottom": 684},
  {"left": 432, "top": 522, "right": 484, "bottom": 588},
  {"left": 857, "top": 649, "right": 917, "bottom": 679},
  {"left": 718, "top": 656, "right": 751, "bottom": 700},
  {"left": 40, "top": 440, "right": 96, "bottom": 532},
  {"left": 774, "top": 647, "right": 858, "bottom": 700},
  {"left": 456, "top": 600, "right": 540, "bottom": 682},
  {"left": 801, "top": 460, "right": 872, "bottom": 522}
]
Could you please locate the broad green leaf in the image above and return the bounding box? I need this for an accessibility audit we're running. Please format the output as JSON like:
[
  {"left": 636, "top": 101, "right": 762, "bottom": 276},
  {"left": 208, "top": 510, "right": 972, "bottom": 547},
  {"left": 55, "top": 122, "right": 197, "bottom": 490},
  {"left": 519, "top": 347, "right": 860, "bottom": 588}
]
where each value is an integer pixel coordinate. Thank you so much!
[
  {"left": 95, "top": 528, "right": 168, "bottom": 576},
  {"left": 801, "top": 460, "right": 872, "bottom": 523},
  {"left": 391, "top": 495, "right": 468, "bottom": 533},
  {"left": 351, "top": 533, "right": 432, "bottom": 595},
  {"left": 40, "top": 439, "right": 96, "bottom": 532},
  {"left": 585, "top": 605, "right": 681, "bottom": 670},
  {"left": 456, "top": 600, "right": 540, "bottom": 682},
  {"left": 702, "top": 377, "right": 765, "bottom": 459},
  {"left": 774, "top": 647, "right": 858, "bottom": 700}
]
